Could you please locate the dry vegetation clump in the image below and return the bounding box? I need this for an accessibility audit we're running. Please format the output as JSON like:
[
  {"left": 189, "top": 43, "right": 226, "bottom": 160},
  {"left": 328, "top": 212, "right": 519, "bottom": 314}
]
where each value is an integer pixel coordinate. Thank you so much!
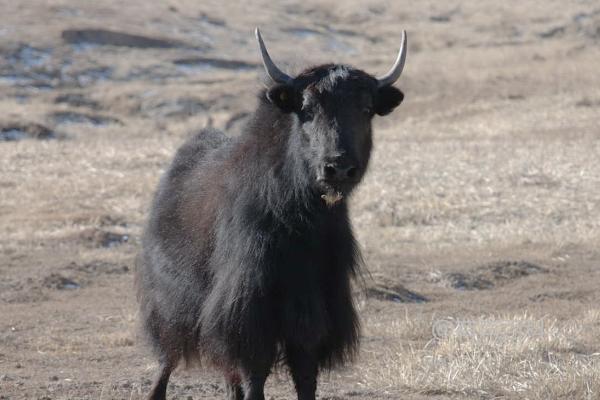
[
  {"left": 1, "top": 0, "right": 600, "bottom": 399},
  {"left": 360, "top": 311, "right": 600, "bottom": 399}
]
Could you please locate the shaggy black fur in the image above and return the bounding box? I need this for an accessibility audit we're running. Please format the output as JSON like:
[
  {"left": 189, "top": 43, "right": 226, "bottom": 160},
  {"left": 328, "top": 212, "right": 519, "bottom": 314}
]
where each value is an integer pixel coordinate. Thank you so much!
[{"left": 136, "top": 64, "right": 404, "bottom": 400}]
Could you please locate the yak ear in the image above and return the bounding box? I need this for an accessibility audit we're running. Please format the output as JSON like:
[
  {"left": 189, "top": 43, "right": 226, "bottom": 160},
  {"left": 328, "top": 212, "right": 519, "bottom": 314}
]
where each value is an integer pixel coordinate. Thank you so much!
[
  {"left": 375, "top": 86, "right": 404, "bottom": 116},
  {"left": 267, "top": 84, "right": 297, "bottom": 113}
]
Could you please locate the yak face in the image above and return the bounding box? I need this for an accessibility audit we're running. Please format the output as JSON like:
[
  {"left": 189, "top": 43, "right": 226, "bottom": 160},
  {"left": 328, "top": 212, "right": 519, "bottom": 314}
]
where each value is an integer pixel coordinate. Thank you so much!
[{"left": 267, "top": 65, "right": 404, "bottom": 204}]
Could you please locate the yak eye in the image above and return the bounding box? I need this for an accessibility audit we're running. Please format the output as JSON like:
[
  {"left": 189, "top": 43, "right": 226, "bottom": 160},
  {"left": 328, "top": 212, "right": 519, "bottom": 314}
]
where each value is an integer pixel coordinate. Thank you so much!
[{"left": 362, "top": 107, "right": 373, "bottom": 116}]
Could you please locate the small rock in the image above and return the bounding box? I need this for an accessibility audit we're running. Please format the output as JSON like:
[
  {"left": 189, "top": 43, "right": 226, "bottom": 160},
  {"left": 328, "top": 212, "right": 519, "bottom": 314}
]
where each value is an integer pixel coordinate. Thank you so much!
[
  {"left": 444, "top": 272, "right": 494, "bottom": 290},
  {"left": 539, "top": 26, "right": 566, "bottom": 38},
  {"left": 0, "top": 122, "right": 55, "bottom": 141},
  {"left": 101, "top": 232, "right": 129, "bottom": 248},
  {"left": 174, "top": 57, "right": 257, "bottom": 71},
  {"left": 366, "top": 281, "right": 428, "bottom": 303},
  {"left": 51, "top": 111, "right": 121, "bottom": 126},
  {"left": 62, "top": 28, "right": 189, "bottom": 49},
  {"left": 42, "top": 274, "right": 80, "bottom": 290},
  {"left": 78, "top": 228, "right": 129, "bottom": 248},
  {"left": 54, "top": 93, "right": 99, "bottom": 108}
]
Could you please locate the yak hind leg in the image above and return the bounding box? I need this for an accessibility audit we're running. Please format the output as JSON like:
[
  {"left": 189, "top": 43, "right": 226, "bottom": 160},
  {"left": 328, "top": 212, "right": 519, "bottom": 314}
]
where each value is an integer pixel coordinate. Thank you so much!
[{"left": 146, "top": 358, "right": 177, "bottom": 400}]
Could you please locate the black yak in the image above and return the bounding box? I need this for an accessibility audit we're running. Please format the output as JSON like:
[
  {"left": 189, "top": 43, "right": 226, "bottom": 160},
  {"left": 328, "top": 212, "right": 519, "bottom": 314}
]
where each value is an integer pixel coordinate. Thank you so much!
[{"left": 136, "top": 28, "right": 407, "bottom": 400}]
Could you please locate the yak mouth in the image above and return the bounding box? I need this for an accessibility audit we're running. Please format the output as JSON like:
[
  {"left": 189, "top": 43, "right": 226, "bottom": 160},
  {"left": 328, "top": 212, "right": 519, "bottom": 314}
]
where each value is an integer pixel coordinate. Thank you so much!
[{"left": 316, "top": 179, "right": 358, "bottom": 207}]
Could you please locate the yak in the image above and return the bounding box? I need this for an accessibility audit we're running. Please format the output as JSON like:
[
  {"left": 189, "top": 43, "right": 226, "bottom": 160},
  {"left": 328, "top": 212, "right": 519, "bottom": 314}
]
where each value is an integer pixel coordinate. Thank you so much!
[{"left": 135, "top": 28, "right": 407, "bottom": 400}]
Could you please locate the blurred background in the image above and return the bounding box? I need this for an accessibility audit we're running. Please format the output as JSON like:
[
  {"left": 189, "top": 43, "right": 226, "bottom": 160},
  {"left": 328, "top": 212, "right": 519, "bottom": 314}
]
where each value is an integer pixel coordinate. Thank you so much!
[{"left": 1, "top": 1, "right": 600, "bottom": 399}]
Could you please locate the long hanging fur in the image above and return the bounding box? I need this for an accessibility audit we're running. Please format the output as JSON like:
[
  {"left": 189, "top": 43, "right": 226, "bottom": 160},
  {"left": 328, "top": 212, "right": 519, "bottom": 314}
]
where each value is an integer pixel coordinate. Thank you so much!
[{"left": 135, "top": 85, "right": 364, "bottom": 374}]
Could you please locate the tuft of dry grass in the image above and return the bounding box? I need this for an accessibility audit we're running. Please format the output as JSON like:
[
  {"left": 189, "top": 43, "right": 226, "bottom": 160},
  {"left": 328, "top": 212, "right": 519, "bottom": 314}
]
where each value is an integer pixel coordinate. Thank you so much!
[{"left": 358, "top": 311, "right": 600, "bottom": 399}]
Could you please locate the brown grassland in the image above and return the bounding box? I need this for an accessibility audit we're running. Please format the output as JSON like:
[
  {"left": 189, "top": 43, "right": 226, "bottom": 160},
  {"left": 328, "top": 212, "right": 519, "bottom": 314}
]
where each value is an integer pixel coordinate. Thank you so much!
[{"left": 1, "top": 1, "right": 600, "bottom": 399}]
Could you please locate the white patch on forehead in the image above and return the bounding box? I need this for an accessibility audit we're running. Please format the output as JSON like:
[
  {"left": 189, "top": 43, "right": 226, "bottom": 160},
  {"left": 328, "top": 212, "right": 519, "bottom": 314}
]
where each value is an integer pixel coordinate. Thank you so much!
[
  {"left": 302, "top": 65, "right": 351, "bottom": 110},
  {"left": 315, "top": 66, "right": 350, "bottom": 93},
  {"left": 302, "top": 91, "right": 312, "bottom": 110}
]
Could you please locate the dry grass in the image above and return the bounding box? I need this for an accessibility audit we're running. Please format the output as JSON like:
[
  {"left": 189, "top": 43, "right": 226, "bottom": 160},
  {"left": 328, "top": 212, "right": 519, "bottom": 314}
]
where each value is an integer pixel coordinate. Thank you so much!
[
  {"left": 1, "top": 0, "right": 600, "bottom": 399},
  {"left": 359, "top": 311, "right": 600, "bottom": 399}
]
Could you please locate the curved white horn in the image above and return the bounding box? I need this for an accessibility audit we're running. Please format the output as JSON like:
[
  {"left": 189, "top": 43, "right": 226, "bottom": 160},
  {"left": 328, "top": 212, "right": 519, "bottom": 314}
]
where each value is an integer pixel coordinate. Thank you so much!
[
  {"left": 377, "top": 30, "right": 407, "bottom": 87},
  {"left": 255, "top": 27, "right": 292, "bottom": 84}
]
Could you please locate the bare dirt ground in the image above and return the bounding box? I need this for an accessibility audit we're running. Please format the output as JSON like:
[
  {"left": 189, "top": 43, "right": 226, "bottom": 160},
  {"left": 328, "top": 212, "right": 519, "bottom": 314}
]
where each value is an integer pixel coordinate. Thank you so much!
[{"left": 1, "top": 1, "right": 600, "bottom": 399}]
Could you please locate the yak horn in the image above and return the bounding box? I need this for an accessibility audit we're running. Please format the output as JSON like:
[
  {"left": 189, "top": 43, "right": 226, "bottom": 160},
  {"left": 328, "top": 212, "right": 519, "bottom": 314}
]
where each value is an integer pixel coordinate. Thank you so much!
[
  {"left": 377, "top": 30, "right": 407, "bottom": 87},
  {"left": 255, "top": 27, "right": 293, "bottom": 84}
]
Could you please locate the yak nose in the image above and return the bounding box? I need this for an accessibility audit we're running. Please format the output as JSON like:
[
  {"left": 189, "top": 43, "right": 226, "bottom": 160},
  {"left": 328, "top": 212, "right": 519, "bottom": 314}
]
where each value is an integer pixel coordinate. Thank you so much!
[{"left": 321, "top": 159, "right": 359, "bottom": 181}]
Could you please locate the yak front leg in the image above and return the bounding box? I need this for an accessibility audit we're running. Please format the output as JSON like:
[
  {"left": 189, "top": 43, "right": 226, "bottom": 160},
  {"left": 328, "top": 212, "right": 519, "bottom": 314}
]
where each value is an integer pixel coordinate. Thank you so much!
[
  {"left": 241, "top": 374, "right": 269, "bottom": 400},
  {"left": 240, "top": 352, "right": 275, "bottom": 400},
  {"left": 146, "top": 358, "right": 176, "bottom": 400},
  {"left": 225, "top": 370, "right": 244, "bottom": 400},
  {"left": 286, "top": 345, "right": 318, "bottom": 400}
]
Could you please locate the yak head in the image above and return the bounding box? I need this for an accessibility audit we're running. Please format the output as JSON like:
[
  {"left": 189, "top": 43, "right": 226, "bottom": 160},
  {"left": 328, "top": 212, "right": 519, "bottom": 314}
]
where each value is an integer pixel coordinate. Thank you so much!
[{"left": 256, "top": 28, "right": 406, "bottom": 207}]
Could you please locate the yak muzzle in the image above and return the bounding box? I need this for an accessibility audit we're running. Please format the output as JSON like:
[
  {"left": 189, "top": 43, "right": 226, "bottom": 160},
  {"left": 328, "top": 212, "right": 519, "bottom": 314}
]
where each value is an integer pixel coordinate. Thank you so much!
[
  {"left": 316, "top": 158, "right": 361, "bottom": 207},
  {"left": 317, "top": 157, "right": 360, "bottom": 184}
]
